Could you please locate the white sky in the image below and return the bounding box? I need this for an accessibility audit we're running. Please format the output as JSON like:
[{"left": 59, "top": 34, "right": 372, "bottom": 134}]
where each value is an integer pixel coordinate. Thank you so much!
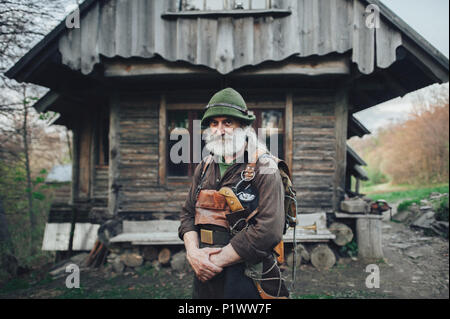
[{"left": 354, "top": 0, "right": 449, "bottom": 134}]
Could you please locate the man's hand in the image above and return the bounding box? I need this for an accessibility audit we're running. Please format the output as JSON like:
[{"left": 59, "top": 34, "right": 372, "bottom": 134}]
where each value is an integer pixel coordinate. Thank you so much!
[
  {"left": 186, "top": 247, "right": 223, "bottom": 282},
  {"left": 183, "top": 231, "right": 223, "bottom": 282}
]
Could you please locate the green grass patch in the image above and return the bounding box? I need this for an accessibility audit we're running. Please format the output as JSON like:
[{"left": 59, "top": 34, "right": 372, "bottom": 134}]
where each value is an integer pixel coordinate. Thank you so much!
[
  {"left": 434, "top": 196, "right": 449, "bottom": 222},
  {"left": 364, "top": 184, "right": 449, "bottom": 203},
  {"left": 0, "top": 278, "right": 30, "bottom": 294}
]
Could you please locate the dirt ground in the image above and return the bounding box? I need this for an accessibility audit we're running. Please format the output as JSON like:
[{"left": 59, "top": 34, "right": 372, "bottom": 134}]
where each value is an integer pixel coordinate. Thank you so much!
[{"left": 0, "top": 206, "right": 448, "bottom": 299}]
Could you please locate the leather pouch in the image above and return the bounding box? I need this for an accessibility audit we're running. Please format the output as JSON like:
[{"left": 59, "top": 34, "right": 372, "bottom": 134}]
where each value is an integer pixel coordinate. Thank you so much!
[{"left": 195, "top": 189, "right": 230, "bottom": 229}]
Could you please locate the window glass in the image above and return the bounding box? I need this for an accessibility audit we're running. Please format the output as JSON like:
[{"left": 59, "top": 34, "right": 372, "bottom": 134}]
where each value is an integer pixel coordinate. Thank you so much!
[
  {"left": 167, "top": 111, "right": 190, "bottom": 177},
  {"left": 183, "top": 0, "right": 203, "bottom": 10},
  {"left": 181, "top": 0, "right": 270, "bottom": 11},
  {"left": 205, "top": 0, "right": 224, "bottom": 10},
  {"left": 166, "top": 108, "right": 283, "bottom": 178},
  {"left": 233, "top": 0, "right": 250, "bottom": 9},
  {"left": 167, "top": 110, "right": 205, "bottom": 178},
  {"left": 251, "top": 0, "right": 267, "bottom": 9},
  {"left": 261, "top": 110, "right": 284, "bottom": 159}
]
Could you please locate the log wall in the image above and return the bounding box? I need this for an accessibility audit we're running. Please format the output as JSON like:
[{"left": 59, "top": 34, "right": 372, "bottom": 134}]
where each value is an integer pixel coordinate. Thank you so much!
[
  {"left": 292, "top": 93, "right": 338, "bottom": 214},
  {"left": 89, "top": 90, "right": 348, "bottom": 220}
]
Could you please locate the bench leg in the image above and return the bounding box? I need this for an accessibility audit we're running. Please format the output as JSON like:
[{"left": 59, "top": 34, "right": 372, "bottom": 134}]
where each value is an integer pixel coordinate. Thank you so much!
[{"left": 356, "top": 219, "right": 384, "bottom": 261}]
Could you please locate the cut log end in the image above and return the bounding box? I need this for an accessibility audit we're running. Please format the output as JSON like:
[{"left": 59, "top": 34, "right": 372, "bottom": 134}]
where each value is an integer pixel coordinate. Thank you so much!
[
  {"left": 329, "top": 222, "right": 354, "bottom": 246},
  {"left": 310, "top": 244, "right": 336, "bottom": 270},
  {"left": 158, "top": 248, "right": 171, "bottom": 265}
]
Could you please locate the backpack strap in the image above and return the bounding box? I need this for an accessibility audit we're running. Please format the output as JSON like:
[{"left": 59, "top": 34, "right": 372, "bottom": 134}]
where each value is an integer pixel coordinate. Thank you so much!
[{"left": 195, "top": 155, "right": 213, "bottom": 200}]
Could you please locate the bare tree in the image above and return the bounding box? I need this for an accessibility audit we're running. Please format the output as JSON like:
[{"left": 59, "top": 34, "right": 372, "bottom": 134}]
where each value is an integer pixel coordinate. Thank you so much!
[{"left": 0, "top": 0, "right": 75, "bottom": 261}]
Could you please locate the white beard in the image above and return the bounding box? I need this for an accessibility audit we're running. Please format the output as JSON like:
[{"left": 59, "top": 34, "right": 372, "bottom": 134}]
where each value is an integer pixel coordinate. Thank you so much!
[{"left": 204, "top": 126, "right": 267, "bottom": 158}]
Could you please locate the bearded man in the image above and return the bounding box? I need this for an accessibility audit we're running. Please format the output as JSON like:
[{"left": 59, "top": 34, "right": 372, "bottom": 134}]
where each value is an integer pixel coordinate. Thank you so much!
[{"left": 178, "top": 88, "right": 290, "bottom": 299}]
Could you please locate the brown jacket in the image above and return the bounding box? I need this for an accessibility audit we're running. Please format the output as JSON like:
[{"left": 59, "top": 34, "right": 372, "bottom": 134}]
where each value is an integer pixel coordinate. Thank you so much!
[{"left": 178, "top": 151, "right": 285, "bottom": 264}]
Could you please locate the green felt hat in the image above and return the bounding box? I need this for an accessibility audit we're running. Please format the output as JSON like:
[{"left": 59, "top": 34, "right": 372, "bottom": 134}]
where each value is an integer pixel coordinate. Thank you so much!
[{"left": 201, "top": 88, "right": 256, "bottom": 127}]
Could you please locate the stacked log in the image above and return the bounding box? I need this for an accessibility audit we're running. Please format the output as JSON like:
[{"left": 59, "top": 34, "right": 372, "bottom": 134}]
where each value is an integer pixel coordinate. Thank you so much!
[{"left": 329, "top": 222, "right": 354, "bottom": 246}]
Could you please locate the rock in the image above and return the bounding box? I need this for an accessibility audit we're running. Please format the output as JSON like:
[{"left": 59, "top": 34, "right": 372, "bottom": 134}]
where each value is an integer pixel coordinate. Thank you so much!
[
  {"left": 430, "top": 221, "right": 449, "bottom": 238},
  {"left": 170, "top": 251, "right": 189, "bottom": 272},
  {"left": 419, "top": 206, "right": 433, "bottom": 211},
  {"left": 112, "top": 258, "right": 125, "bottom": 273},
  {"left": 406, "top": 251, "right": 423, "bottom": 259},
  {"left": 420, "top": 199, "right": 430, "bottom": 206},
  {"left": 120, "top": 253, "right": 144, "bottom": 268},
  {"left": 49, "top": 263, "right": 72, "bottom": 278},
  {"left": 70, "top": 253, "right": 89, "bottom": 267},
  {"left": 411, "top": 211, "right": 436, "bottom": 230},
  {"left": 388, "top": 243, "right": 414, "bottom": 250}
]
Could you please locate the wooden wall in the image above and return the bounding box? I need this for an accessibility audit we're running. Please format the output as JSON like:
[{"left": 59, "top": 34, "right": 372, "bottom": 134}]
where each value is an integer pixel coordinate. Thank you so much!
[
  {"left": 108, "top": 95, "right": 188, "bottom": 219},
  {"left": 291, "top": 92, "right": 341, "bottom": 214},
  {"left": 81, "top": 89, "right": 349, "bottom": 221}
]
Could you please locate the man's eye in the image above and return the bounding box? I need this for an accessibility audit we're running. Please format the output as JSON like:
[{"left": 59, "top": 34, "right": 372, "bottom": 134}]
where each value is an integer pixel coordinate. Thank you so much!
[{"left": 225, "top": 120, "right": 232, "bottom": 126}]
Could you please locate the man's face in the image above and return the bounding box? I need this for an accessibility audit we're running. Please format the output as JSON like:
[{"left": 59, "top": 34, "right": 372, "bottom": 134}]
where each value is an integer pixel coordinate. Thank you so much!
[
  {"left": 204, "top": 117, "right": 247, "bottom": 157},
  {"left": 208, "top": 117, "right": 241, "bottom": 135}
]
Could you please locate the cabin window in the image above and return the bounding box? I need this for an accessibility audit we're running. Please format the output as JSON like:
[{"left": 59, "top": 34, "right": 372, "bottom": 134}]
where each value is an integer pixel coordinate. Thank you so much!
[
  {"left": 95, "top": 105, "right": 109, "bottom": 166},
  {"left": 252, "top": 109, "right": 285, "bottom": 160},
  {"left": 167, "top": 110, "right": 205, "bottom": 177},
  {"left": 180, "top": 0, "right": 272, "bottom": 11},
  {"left": 166, "top": 107, "right": 284, "bottom": 179}
]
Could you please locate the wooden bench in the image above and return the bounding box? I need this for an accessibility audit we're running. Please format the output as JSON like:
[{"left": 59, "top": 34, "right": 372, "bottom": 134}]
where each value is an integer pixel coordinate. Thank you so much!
[
  {"left": 109, "top": 213, "right": 335, "bottom": 245},
  {"left": 334, "top": 211, "right": 384, "bottom": 260}
]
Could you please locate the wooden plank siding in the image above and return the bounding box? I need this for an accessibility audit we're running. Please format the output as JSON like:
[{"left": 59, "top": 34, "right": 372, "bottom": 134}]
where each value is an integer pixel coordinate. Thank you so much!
[
  {"left": 102, "top": 90, "right": 349, "bottom": 219},
  {"left": 291, "top": 94, "right": 338, "bottom": 214},
  {"left": 116, "top": 96, "right": 160, "bottom": 213}
]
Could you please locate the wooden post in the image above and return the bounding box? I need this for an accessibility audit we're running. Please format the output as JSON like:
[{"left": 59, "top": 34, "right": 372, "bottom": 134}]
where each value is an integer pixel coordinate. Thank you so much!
[
  {"left": 285, "top": 92, "right": 293, "bottom": 170},
  {"left": 356, "top": 218, "right": 384, "bottom": 261},
  {"left": 71, "top": 123, "right": 80, "bottom": 204},
  {"left": 333, "top": 88, "right": 349, "bottom": 211},
  {"left": 159, "top": 94, "right": 167, "bottom": 185},
  {"left": 108, "top": 94, "right": 120, "bottom": 217}
]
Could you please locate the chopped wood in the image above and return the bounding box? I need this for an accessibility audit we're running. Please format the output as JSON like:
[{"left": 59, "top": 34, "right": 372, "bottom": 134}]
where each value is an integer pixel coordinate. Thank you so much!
[
  {"left": 329, "top": 222, "right": 354, "bottom": 246},
  {"left": 142, "top": 246, "right": 159, "bottom": 261},
  {"left": 158, "top": 248, "right": 171, "bottom": 265},
  {"left": 310, "top": 244, "right": 336, "bottom": 270}
]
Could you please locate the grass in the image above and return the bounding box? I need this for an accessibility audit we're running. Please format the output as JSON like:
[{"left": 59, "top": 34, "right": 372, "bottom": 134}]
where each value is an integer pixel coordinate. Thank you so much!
[
  {"left": 362, "top": 183, "right": 449, "bottom": 203},
  {"left": 0, "top": 264, "right": 193, "bottom": 299}
]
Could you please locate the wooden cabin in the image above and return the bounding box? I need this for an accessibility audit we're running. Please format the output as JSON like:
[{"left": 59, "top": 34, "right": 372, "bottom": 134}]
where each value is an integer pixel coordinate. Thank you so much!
[{"left": 6, "top": 0, "right": 449, "bottom": 253}]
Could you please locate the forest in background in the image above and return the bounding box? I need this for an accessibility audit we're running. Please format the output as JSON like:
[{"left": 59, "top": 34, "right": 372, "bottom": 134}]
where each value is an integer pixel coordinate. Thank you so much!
[{"left": 349, "top": 84, "right": 449, "bottom": 188}]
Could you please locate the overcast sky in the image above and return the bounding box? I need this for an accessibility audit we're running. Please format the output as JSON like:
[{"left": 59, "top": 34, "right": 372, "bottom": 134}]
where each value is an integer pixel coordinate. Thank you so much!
[{"left": 353, "top": 0, "right": 449, "bottom": 134}]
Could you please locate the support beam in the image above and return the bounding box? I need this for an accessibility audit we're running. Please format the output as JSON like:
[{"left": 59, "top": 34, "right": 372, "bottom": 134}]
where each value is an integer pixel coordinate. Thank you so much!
[
  {"left": 285, "top": 92, "right": 293, "bottom": 170},
  {"left": 333, "top": 88, "right": 349, "bottom": 211},
  {"left": 108, "top": 94, "right": 120, "bottom": 217},
  {"left": 159, "top": 94, "right": 167, "bottom": 185}
]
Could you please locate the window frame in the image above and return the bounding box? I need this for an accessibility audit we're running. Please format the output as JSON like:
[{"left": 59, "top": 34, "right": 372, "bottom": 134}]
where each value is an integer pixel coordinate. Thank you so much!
[
  {"left": 163, "top": 101, "right": 286, "bottom": 185},
  {"left": 180, "top": 0, "right": 273, "bottom": 11}
]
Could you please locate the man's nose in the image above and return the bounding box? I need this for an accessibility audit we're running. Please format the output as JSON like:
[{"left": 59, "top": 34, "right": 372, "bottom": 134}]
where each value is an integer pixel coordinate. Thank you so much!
[{"left": 216, "top": 122, "right": 225, "bottom": 135}]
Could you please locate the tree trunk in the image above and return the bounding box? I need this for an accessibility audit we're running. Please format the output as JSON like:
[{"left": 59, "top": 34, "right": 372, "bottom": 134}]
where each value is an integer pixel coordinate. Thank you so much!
[
  {"left": 310, "top": 244, "right": 336, "bottom": 270},
  {"left": 158, "top": 248, "right": 171, "bottom": 265},
  {"left": 329, "top": 222, "right": 354, "bottom": 246},
  {"left": 0, "top": 198, "right": 14, "bottom": 254},
  {"left": 22, "top": 87, "right": 36, "bottom": 255}
]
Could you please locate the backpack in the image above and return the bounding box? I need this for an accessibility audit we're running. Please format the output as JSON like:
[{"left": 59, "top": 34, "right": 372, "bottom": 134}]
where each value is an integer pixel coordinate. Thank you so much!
[{"left": 196, "top": 152, "right": 299, "bottom": 288}]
